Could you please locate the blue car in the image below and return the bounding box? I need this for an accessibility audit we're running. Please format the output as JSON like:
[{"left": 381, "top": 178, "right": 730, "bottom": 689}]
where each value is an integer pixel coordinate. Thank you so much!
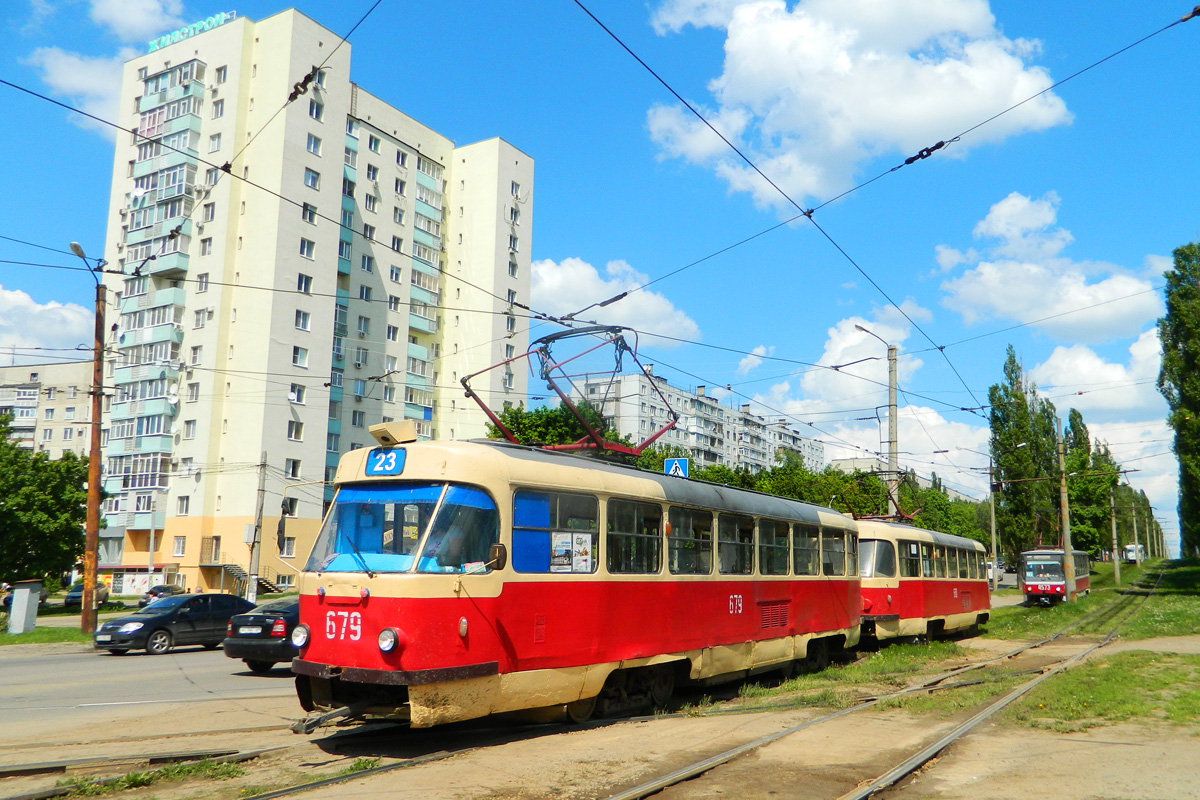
[{"left": 94, "top": 593, "right": 254, "bottom": 655}]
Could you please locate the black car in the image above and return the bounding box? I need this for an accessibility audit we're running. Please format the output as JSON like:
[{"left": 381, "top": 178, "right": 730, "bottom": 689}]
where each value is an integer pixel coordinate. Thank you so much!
[
  {"left": 222, "top": 596, "right": 300, "bottom": 673},
  {"left": 63, "top": 582, "right": 109, "bottom": 609},
  {"left": 94, "top": 593, "right": 255, "bottom": 655},
  {"left": 138, "top": 584, "right": 186, "bottom": 607}
]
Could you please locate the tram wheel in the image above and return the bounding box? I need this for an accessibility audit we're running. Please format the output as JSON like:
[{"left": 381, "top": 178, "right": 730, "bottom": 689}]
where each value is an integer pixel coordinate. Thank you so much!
[
  {"left": 646, "top": 664, "right": 675, "bottom": 706},
  {"left": 566, "top": 696, "right": 597, "bottom": 724}
]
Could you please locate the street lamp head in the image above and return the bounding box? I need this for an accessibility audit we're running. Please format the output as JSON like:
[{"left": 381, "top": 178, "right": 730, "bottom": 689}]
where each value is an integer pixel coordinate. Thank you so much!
[{"left": 69, "top": 242, "right": 87, "bottom": 260}]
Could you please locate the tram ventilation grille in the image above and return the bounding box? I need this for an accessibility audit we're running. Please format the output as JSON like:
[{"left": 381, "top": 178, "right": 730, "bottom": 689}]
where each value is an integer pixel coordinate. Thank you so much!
[{"left": 759, "top": 600, "right": 789, "bottom": 628}]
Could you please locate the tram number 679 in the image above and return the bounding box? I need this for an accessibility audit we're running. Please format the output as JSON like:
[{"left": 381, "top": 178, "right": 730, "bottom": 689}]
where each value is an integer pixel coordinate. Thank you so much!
[
  {"left": 728, "top": 594, "right": 743, "bottom": 614},
  {"left": 326, "top": 610, "right": 362, "bottom": 641}
]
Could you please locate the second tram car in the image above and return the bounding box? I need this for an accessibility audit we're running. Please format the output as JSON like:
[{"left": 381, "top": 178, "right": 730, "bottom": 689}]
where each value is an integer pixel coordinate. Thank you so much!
[
  {"left": 857, "top": 520, "right": 990, "bottom": 640},
  {"left": 291, "top": 425, "right": 862, "bottom": 729},
  {"left": 1018, "top": 548, "right": 1091, "bottom": 605},
  {"left": 1123, "top": 543, "right": 1146, "bottom": 564}
]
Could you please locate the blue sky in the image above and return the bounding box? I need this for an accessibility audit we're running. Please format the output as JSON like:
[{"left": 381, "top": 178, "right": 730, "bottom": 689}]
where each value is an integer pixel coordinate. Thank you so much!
[{"left": 1, "top": 0, "right": 1194, "bottom": 553}]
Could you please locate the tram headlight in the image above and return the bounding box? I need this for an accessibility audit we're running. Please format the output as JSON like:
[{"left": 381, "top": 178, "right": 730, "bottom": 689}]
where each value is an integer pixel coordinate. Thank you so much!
[
  {"left": 292, "top": 624, "right": 311, "bottom": 648},
  {"left": 378, "top": 627, "right": 407, "bottom": 654}
]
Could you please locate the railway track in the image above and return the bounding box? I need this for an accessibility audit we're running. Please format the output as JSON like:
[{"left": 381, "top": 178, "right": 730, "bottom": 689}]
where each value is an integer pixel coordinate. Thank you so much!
[{"left": 1, "top": 572, "right": 1163, "bottom": 800}]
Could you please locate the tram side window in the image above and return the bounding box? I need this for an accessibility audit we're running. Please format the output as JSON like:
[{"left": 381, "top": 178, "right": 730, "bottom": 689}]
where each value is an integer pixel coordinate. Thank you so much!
[
  {"left": 898, "top": 540, "right": 921, "bottom": 578},
  {"left": 607, "top": 499, "right": 662, "bottom": 574},
  {"left": 793, "top": 524, "right": 820, "bottom": 576},
  {"left": 668, "top": 507, "right": 713, "bottom": 575},
  {"left": 967, "top": 550, "right": 978, "bottom": 579},
  {"left": 933, "top": 545, "right": 947, "bottom": 578},
  {"left": 847, "top": 532, "right": 858, "bottom": 576},
  {"left": 957, "top": 549, "right": 969, "bottom": 579},
  {"left": 759, "top": 519, "right": 789, "bottom": 576},
  {"left": 921, "top": 543, "right": 934, "bottom": 577},
  {"left": 860, "top": 539, "right": 896, "bottom": 578},
  {"left": 822, "top": 529, "right": 846, "bottom": 576},
  {"left": 512, "top": 491, "right": 598, "bottom": 574},
  {"left": 946, "top": 548, "right": 958, "bottom": 579},
  {"left": 718, "top": 514, "right": 754, "bottom": 575}
]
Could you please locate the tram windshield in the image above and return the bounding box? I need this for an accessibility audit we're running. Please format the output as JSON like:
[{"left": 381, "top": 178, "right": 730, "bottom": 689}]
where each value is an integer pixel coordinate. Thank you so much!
[
  {"left": 1023, "top": 559, "right": 1064, "bottom": 581},
  {"left": 858, "top": 539, "right": 896, "bottom": 578},
  {"left": 305, "top": 482, "right": 499, "bottom": 574}
]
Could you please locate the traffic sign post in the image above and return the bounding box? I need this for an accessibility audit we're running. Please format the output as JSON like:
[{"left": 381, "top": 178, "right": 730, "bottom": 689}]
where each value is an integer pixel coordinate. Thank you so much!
[{"left": 665, "top": 458, "right": 689, "bottom": 478}]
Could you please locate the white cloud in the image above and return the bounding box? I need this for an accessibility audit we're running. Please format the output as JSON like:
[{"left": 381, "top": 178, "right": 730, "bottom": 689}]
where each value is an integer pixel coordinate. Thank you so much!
[
  {"left": 940, "top": 192, "right": 1161, "bottom": 342},
  {"left": 25, "top": 46, "right": 136, "bottom": 138},
  {"left": 530, "top": 258, "right": 701, "bottom": 345},
  {"left": 648, "top": 0, "right": 1071, "bottom": 207},
  {"left": 1027, "top": 329, "right": 1163, "bottom": 419},
  {"left": 90, "top": 0, "right": 185, "bottom": 42},
  {"left": 736, "top": 344, "right": 772, "bottom": 375},
  {"left": 0, "top": 285, "right": 93, "bottom": 363}
]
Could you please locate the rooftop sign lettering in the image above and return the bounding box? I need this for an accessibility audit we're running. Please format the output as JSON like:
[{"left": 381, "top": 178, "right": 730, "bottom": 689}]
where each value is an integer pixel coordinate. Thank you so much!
[{"left": 147, "top": 11, "right": 237, "bottom": 52}]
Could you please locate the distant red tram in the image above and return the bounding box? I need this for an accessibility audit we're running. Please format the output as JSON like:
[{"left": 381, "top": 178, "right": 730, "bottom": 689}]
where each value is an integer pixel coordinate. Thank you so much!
[
  {"left": 857, "top": 519, "right": 991, "bottom": 640},
  {"left": 291, "top": 429, "right": 862, "bottom": 728},
  {"left": 1018, "top": 549, "right": 1091, "bottom": 605}
]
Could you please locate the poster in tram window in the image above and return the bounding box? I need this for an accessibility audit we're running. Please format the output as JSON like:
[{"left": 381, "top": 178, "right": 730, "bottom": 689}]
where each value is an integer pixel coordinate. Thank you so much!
[
  {"left": 550, "top": 533, "right": 572, "bottom": 572},
  {"left": 573, "top": 534, "right": 593, "bottom": 573}
]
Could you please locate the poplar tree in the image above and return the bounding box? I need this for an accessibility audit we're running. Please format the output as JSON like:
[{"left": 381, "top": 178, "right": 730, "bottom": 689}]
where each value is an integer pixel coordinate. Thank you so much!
[{"left": 1157, "top": 241, "right": 1200, "bottom": 557}]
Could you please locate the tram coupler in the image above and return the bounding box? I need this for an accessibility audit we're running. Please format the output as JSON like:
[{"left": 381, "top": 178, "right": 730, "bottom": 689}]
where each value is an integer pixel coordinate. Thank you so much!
[{"left": 291, "top": 702, "right": 369, "bottom": 734}]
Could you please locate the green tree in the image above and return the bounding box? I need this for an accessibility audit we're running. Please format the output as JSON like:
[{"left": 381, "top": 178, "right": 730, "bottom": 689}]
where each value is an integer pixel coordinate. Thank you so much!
[
  {"left": 485, "top": 401, "right": 619, "bottom": 447},
  {"left": 0, "top": 416, "right": 90, "bottom": 583},
  {"left": 1157, "top": 241, "right": 1200, "bottom": 557},
  {"left": 988, "top": 346, "right": 1059, "bottom": 563}
]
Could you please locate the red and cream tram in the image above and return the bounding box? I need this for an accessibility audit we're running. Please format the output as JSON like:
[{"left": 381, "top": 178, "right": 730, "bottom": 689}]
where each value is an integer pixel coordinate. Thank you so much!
[
  {"left": 290, "top": 423, "right": 861, "bottom": 729},
  {"left": 857, "top": 519, "right": 991, "bottom": 640},
  {"left": 1018, "top": 548, "right": 1091, "bottom": 605}
]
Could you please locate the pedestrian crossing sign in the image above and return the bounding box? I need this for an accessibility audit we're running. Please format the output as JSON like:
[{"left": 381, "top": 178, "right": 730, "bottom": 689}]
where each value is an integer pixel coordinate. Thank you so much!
[{"left": 665, "top": 458, "right": 689, "bottom": 478}]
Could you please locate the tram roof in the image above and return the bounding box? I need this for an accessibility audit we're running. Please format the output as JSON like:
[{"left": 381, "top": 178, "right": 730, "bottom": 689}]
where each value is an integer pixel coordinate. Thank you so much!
[
  {"left": 343, "top": 438, "right": 854, "bottom": 529},
  {"left": 855, "top": 518, "right": 986, "bottom": 551}
]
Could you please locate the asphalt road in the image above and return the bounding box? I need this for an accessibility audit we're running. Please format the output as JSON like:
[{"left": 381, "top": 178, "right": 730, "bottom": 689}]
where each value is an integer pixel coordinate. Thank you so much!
[{"left": 0, "top": 644, "right": 299, "bottom": 745}]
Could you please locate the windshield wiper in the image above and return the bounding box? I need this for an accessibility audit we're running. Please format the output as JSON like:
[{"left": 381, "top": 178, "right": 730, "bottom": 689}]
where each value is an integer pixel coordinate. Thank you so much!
[{"left": 340, "top": 534, "right": 376, "bottom": 579}]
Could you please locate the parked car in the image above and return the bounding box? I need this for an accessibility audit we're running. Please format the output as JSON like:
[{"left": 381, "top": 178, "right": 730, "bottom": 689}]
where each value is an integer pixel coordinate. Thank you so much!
[
  {"left": 222, "top": 596, "right": 300, "bottom": 673},
  {"left": 62, "top": 582, "right": 109, "bottom": 609},
  {"left": 138, "top": 584, "right": 186, "bottom": 607},
  {"left": 94, "top": 593, "right": 255, "bottom": 655}
]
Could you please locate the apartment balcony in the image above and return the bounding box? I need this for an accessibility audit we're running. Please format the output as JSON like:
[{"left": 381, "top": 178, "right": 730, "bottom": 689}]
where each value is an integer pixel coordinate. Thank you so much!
[
  {"left": 409, "top": 313, "right": 438, "bottom": 334},
  {"left": 116, "top": 323, "right": 184, "bottom": 350},
  {"left": 146, "top": 251, "right": 189, "bottom": 277},
  {"left": 137, "top": 80, "right": 205, "bottom": 113},
  {"left": 119, "top": 287, "right": 186, "bottom": 314}
]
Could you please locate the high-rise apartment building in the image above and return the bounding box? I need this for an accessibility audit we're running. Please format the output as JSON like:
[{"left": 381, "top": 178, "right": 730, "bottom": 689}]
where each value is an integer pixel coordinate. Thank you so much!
[
  {"left": 0, "top": 360, "right": 94, "bottom": 459},
  {"left": 574, "top": 372, "right": 824, "bottom": 473},
  {"left": 99, "top": 9, "right": 531, "bottom": 594}
]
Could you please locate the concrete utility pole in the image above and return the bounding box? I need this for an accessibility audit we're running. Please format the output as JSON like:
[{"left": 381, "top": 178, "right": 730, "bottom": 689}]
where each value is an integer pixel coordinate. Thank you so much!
[
  {"left": 247, "top": 451, "right": 267, "bottom": 604},
  {"left": 989, "top": 458, "right": 999, "bottom": 591},
  {"left": 855, "top": 325, "right": 898, "bottom": 516},
  {"left": 1109, "top": 487, "right": 1121, "bottom": 587},
  {"left": 1132, "top": 510, "right": 1141, "bottom": 565},
  {"left": 72, "top": 242, "right": 106, "bottom": 635},
  {"left": 1056, "top": 418, "right": 1077, "bottom": 601}
]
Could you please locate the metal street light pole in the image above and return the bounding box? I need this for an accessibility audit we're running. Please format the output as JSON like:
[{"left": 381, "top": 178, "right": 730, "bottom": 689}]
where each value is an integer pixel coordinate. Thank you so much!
[
  {"left": 70, "top": 242, "right": 106, "bottom": 634},
  {"left": 855, "top": 325, "right": 898, "bottom": 516}
]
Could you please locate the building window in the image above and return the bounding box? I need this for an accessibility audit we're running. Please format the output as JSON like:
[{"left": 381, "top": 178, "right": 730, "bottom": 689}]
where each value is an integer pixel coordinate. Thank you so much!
[
  {"left": 505, "top": 344, "right": 515, "bottom": 359},
  {"left": 327, "top": 432, "right": 340, "bottom": 451},
  {"left": 208, "top": 133, "right": 222, "bottom": 152},
  {"left": 353, "top": 379, "right": 366, "bottom": 397},
  {"left": 506, "top": 315, "right": 516, "bottom": 334},
  {"left": 202, "top": 202, "right": 215, "bottom": 222},
  {"left": 304, "top": 168, "right": 320, "bottom": 189},
  {"left": 390, "top": 236, "right": 403, "bottom": 253},
  {"left": 284, "top": 458, "right": 302, "bottom": 478},
  {"left": 354, "top": 347, "right": 368, "bottom": 367},
  {"left": 357, "top": 315, "right": 370, "bottom": 336},
  {"left": 362, "top": 223, "right": 375, "bottom": 241},
  {"left": 392, "top": 207, "right": 404, "bottom": 225},
  {"left": 361, "top": 255, "right": 374, "bottom": 273},
  {"left": 183, "top": 419, "right": 197, "bottom": 439},
  {"left": 306, "top": 134, "right": 321, "bottom": 155},
  {"left": 190, "top": 345, "right": 203, "bottom": 365},
  {"left": 297, "top": 273, "right": 312, "bottom": 294},
  {"left": 287, "top": 383, "right": 306, "bottom": 405},
  {"left": 196, "top": 238, "right": 211, "bottom": 256},
  {"left": 292, "top": 346, "right": 308, "bottom": 367},
  {"left": 509, "top": 234, "right": 519, "bottom": 252},
  {"left": 510, "top": 205, "right": 520, "bottom": 225},
  {"left": 351, "top": 410, "right": 365, "bottom": 427},
  {"left": 396, "top": 151, "right": 406, "bottom": 167},
  {"left": 394, "top": 179, "right": 405, "bottom": 195},
  {"left": 387, "top": 295, "right": 401, "bottom": 312},
  {"left": 215, "top": 65, "right": 227, "bottom": 84},
  {"left": 508, "top": 260, "right": 518, "bottom": 278},
  {"left": 389, "top": 265, "right": 401, "bottom": 282},
  {"left": 366, "top": 164, "right": 378, "bottom": 180},
  {"left": 386, "top": 324, "right": 398, "bottom": 341},
  {"left": 338, "top": 241, "right": 352, "bottom": 260},
  {"left": 368, "top": 134, "right": 380, "bottom": 153},
  {"left": 346, "top": 119, "right": 359, "bottom": 137},
  {"left": 41, "top": 428, "right": 52, "bottom": 441},
  {"left": 507, "top": 289, "right": 517, "bottom": 306},
  {"left": 308, "top": 99, "right": 323, "bottom": 121},
  {"left": 173, "top": 534, "right": 186, "bottom": 554},
  {"left": 299, "top": 238, "right": 315, "bottom": 259},
  {"left": 342, "top": 177, "right": 355, "bottom": 197},
  {"left": 295, "top": 310, "right": 311, "bottom": 331},
  {"left": 186, "top": 383, "right": 200, "bottom": 402},
  {"left": 287, "top": 420, "right": 304, "bottom": 441},
  {"left": 359, "top": 286, "right": 372, "bottom": 301},
  {"left": 511, "top": 180, "right": 521, "bottom": 197},
  {"left": 193, "top": 309, "right": 206, "bottom": 329},
  {"left": 197, "top": 273, "right": 209, "bottom": 292},
  {"left": 383, "top": 385, "right": 395, "bottom": 402},
  {"left": 364, "top": 194, "right": 376, "bottom": 212},
  {"left": 212, "top": 99, "right": 224, "bottom": 119},
  {"left": 301, "top": 203, "right": 316, "bottom": 224}
]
